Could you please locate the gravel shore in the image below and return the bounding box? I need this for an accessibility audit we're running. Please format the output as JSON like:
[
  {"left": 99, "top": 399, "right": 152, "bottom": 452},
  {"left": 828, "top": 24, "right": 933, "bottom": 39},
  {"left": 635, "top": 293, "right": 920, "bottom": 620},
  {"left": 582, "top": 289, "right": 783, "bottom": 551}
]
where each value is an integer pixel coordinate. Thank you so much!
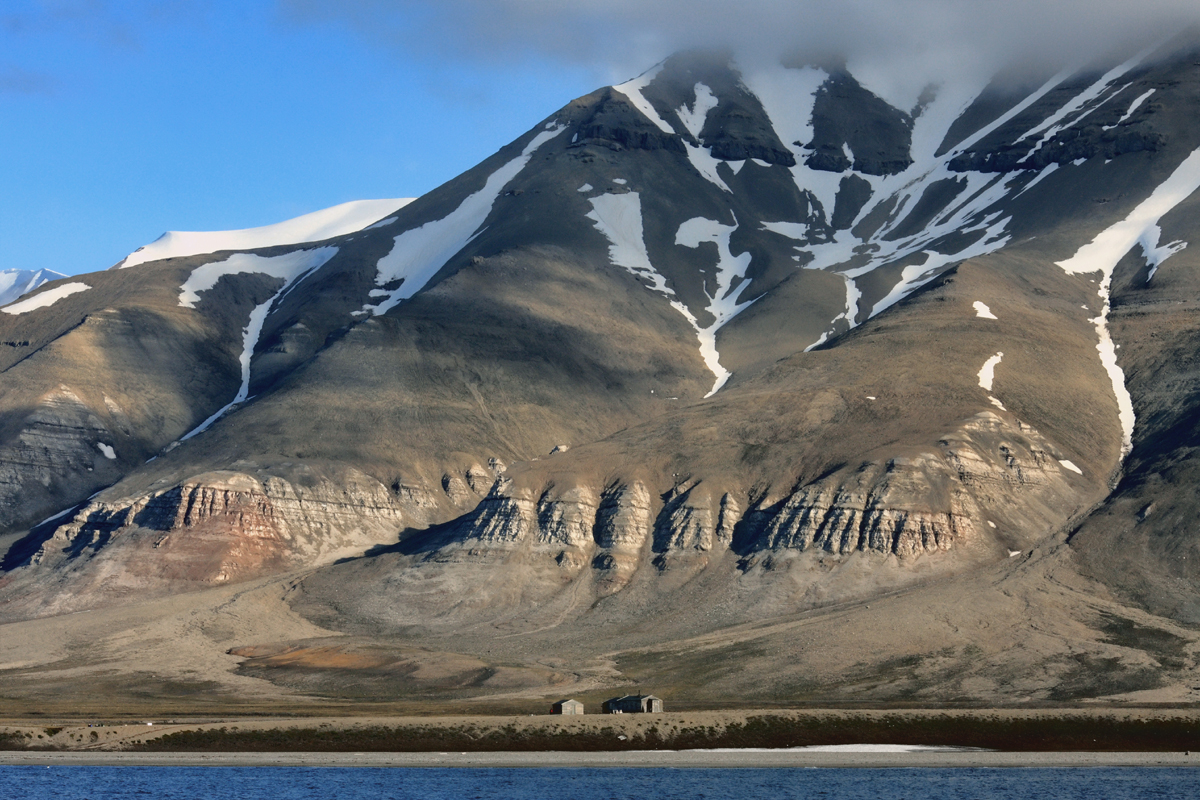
[{"left": 1, "top": 749, "right": 1198, "bottom": 768}]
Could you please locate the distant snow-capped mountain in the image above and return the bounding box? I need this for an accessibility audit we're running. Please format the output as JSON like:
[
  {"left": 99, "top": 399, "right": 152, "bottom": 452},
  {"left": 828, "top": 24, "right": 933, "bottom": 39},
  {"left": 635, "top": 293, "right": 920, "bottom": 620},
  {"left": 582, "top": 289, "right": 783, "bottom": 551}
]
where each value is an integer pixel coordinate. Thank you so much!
[{"left": 0, "top": 268, "right": 67, "bottom": 308}]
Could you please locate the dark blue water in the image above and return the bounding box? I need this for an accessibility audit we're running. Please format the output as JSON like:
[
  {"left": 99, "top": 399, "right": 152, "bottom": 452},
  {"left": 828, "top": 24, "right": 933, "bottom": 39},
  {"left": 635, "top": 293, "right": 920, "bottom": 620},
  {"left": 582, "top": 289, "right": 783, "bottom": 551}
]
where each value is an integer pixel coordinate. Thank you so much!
[{"left": 1, "top": 767, "right": 1197, "bottom": 800}]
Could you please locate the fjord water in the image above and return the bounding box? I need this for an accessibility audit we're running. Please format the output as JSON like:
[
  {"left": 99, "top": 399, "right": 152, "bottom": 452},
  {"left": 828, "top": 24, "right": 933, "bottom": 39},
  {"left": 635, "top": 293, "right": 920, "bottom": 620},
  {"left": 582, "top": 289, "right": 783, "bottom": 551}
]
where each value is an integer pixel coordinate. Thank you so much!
[{"left": 2, "top": 767, "right": 1198, "bottom": 799}]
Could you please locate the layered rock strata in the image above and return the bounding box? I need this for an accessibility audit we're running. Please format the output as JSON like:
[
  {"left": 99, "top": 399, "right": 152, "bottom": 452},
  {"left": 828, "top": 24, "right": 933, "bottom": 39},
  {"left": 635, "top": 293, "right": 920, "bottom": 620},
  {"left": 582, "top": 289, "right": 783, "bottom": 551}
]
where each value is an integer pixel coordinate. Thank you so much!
[
  {"left": 437, "top": 412, "right": 1084, "bottom": 591},
  {"left": 25, "top": 469, "right": 407, "bottom": 588},
  {"left": 0, "top": 386, "right": 123, "bottom": 530}
]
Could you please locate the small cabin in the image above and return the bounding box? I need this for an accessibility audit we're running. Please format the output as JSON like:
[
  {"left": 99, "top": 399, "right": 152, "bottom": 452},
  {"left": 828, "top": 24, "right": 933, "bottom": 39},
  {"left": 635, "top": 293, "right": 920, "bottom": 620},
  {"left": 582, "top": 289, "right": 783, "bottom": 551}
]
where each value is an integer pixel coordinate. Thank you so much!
[
  {"left": 602, "top": 694, "right": 663, "bottom": 714},
  {"left": 551, "top": 699, "right": 584, "bottom": 715}
]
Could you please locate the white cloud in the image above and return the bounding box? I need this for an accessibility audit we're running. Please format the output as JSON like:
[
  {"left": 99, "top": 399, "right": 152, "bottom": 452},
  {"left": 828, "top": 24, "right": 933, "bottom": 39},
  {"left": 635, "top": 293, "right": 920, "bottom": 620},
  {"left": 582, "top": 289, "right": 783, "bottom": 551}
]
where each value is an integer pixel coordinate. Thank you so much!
[{"left": 281, "top": 0, "right": 1200, "bottom": 95}]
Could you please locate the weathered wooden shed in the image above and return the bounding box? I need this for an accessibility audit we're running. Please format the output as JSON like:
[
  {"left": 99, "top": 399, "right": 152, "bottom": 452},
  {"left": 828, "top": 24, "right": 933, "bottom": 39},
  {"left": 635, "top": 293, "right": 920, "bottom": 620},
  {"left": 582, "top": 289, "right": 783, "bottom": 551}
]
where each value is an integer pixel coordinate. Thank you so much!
[
  {"left": 602, "top": 694, "right": 663, "bottom": 713},
  {"left": 551, "top": 699, "right": 585, "bottom": 715}
]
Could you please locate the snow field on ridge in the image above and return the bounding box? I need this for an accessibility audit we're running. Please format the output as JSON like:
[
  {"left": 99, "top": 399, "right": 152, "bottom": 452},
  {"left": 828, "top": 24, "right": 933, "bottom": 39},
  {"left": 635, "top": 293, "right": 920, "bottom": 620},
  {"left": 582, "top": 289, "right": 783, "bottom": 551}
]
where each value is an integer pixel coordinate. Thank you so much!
[
  {"left": 122, "top": 199, "right": 412, "bottom": 269},
  {"left": 1, "top": 282, "right": 91, "bottom": 315}
]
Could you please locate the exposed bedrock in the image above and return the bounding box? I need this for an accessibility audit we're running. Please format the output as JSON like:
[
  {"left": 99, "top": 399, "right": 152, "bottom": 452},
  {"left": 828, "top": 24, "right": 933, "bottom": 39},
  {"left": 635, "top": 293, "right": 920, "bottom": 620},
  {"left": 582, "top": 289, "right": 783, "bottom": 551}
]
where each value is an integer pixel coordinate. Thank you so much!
[
  {"left": 569, "top": 88, "right": 688, "bottom": 154},
  {"left": 4, "top": 405, "right": 1087, "bottom": 618},
  {"left": 947, "top": 123, "right": 1164, "bottom": 173},
  {"left": 440, "top": 411, "right": 1087, "bottom": 591},
  {"left": 26, "top": 468, "right": 411, "bottom": 588},
  {"left": 0, "top": 385, "right": 127, "bottom": 531},
  {"left": 0, "top": 456, "right": 527, "bottom": 618}
]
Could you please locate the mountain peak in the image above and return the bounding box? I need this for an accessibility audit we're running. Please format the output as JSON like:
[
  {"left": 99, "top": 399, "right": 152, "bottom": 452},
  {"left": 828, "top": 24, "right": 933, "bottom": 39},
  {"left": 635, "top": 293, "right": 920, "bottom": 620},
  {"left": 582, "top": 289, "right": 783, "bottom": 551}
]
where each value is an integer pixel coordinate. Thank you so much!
[{"left": 4, "top": 43, "right": 1200, "bottom": 708}]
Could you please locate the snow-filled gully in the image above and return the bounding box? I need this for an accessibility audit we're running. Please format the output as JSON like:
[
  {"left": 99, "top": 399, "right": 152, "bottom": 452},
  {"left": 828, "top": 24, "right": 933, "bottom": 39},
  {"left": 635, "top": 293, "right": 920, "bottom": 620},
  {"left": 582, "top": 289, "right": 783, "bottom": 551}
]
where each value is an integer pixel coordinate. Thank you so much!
[
  {"left": 742, "top": 64, "right": 1029, "bottom": 343},
  {"left": 1055, "top": 146, "right": 1200, "bottom": 458},
  {"left": 585, "top": 192, "right": 748, "bottom": 397},
  {"left": 177, "top": 247, "right": 339, "bottom": 441},
  {"left": 593, "top": 55, "right": 1188, "bottom": 408},
  {"left": 676, "top": 215, "right": 756, "bottom": 395},
  {"left": 740, "top": 53, "right": 1165, "bottom": 350}
]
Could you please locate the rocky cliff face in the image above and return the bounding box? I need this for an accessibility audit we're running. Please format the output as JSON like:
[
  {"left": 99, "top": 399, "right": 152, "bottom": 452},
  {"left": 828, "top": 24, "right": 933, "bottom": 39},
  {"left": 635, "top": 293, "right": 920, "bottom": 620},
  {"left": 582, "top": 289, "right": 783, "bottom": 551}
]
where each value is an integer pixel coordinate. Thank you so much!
[
  {"left": 424, "top": 411, "right": 1082, "bottom": 597},
  {"left": 744, "top": 413, "right": 1080, "bottom": 565},
  {"left": 0, "top": 467, "right": 418, "bottom": 617}
]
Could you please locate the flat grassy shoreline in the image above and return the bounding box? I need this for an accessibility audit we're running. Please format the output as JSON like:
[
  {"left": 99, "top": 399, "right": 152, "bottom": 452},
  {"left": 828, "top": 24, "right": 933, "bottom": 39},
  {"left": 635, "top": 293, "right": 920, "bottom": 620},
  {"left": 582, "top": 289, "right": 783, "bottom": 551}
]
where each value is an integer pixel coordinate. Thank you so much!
[{"left": 3, "top": 709, "right": 1199, "bottom": 753}]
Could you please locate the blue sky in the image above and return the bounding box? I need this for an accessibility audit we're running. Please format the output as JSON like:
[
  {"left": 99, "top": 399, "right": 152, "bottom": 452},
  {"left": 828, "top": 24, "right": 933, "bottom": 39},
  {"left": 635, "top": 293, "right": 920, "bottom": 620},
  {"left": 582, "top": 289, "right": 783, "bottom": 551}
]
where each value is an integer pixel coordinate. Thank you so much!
[{"left": 0, "top": 1, "right": 601, "bottom": 276}]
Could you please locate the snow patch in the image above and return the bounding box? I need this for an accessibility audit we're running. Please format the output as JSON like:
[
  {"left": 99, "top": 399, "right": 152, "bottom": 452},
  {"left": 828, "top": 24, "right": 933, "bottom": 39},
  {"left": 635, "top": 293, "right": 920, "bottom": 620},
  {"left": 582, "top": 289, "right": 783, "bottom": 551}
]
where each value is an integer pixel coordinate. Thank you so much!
[
  {"left": 978, "top": 352, "right": 1003, "bottom": 392},
  {"left": 577, "top": 183, "right": 593, "bottom": 192},
  {"left": 1, "top": 282, "right": 91, "bottom": 315},
  {"left": 672, "top": 83, "right": 732, "bottom": 193},
  {"left": 746, "top": 68, "right": 1031, "bottom": 344},
  {"left": 1059, "top": 459, "right": 1083, "bottom": 475},
  {"left": 760, "top": 221, "right": 809, "bottom": 240},
  {"left": 96, "top": 443, "right": 116, "bottom": 460},
  {"left": 365, "top": 125, "right": 566, "bottom": 316},
  {"left": 1056, "top": 146, "right": 1200, "bottom": 455},
  {"left": 953, "top": 68, "right": 1074, "bottom": 155},
  {"left": 677, "top": 83, "right": 718, "bottom": 139},
  {"left": 1104, "top": 88, "right": 1155, "bottom": 130},
  {"left": 122, "top": 199, "right": 412, "bottom": 269},
  {"left": 178, "top": 248, "right": 338, "bottom": 309},
  {"left": 176, "top": 247, "right": 338, "bottom": 441},
  {"left": 179, "top": 297, "right": 271, "bottom": 440},
  {"left": 38, "top": 505, "right": 79, "bottom": 528},
  {"left": 740, "top": 64, "right": 845, "bottom": 214},
  {"left": 1016, "top": 51, "right": 1151, "bottom": 160},
  {"left": 613, "top": 65, "right": 675, "bottom": 133},
  {"left": 973, "top": 301, "right": 997, "bottom": 319},
  {"left": 586, "top": 192, "right": 659, "bottom": 281},
  {"left": 1013, "top": 163, "right": 1060, "bottom": 199},
  {"left": 685, "top": 142, "right": 733, "bottom": 193},
  {"left": 612, "top": 178, "right": 628, "bottom": 185}
]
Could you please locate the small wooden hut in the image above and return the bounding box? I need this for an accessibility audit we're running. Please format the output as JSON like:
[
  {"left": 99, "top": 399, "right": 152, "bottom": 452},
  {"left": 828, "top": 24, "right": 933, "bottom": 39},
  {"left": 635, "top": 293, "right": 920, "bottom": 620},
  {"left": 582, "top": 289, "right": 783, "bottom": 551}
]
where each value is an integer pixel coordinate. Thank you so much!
[
  {"left": 551, "top": 699, "right": 585, "bottom": 715},
  {"left": 602, "top": 694, "right": 663, "bottom": 713}
]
